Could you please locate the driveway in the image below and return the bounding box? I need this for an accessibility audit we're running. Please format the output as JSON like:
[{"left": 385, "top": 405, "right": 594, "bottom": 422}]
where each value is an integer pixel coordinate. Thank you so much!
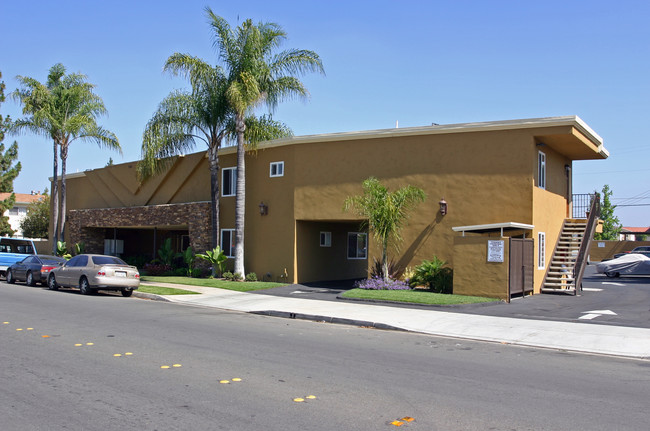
[{"left": 257, "top": 266, "right": 650, "bottom": 329}]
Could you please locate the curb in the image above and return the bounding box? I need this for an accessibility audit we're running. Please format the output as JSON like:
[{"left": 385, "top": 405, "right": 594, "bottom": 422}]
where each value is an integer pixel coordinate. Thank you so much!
[
  {"left": 249, "top": 310, "right": 403, "bottom": 331},
  {"left": 133, "top": 291, "right": 172, "bottom": 302}
]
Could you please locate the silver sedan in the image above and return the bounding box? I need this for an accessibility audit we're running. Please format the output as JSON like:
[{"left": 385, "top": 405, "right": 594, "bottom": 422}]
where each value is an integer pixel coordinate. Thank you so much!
[{"left": 47, "top": 254, "right": 140, "bottom": 296}]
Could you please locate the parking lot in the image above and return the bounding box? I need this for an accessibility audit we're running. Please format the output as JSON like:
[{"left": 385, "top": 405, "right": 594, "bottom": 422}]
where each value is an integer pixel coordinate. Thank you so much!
[{"left": 258, "top": 265, "right": 650, "bottom": 329}]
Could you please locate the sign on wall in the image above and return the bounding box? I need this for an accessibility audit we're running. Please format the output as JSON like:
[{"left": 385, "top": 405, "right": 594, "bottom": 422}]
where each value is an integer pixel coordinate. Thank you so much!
[{"left": 487, "top": 240, "right": 504, "bottom": 262}]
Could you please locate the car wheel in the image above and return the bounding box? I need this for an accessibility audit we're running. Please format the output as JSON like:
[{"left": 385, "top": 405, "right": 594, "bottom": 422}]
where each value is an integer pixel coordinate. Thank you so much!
[
  {"left": 26, "top": 271, "right": 36, "bottom": 287},
  {"left": 121, "top": 288, "right": 133, "bottom": 297},
  {"left": 79, "top": 277, "right": 92, "bottom": 295},
  {"left": 6, "top": 269, "right": 15, "bottom": 284},
  {"left": 605, "top": 271, "right": 620, "bottom": 278},
  {"left": 48, "top": 275, "right": 58, "bottom": 290}
]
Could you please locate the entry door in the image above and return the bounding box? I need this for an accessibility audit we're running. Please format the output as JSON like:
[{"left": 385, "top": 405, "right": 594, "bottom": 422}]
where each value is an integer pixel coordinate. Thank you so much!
[{"left": 509, "top": 238, "right": 534, "bottom": 299}]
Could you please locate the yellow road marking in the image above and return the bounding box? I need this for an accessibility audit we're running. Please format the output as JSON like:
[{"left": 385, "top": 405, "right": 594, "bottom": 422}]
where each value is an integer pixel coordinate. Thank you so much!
[
  {"left": 231, "top": 378, "right": 242, "bottom": 382},
  {"left": 172, "top": 364, "right": 182, "bottom": 368},
  {"left": 114, "top": 354, "right": 122, "bottom": 357},
  {"left": 220, "top": 380, "right": 230, "bottom": 384},
  {"left": 390, "top": 420, "right": 404, "bottom": 427},
  {"left": 160, "top": 365, "right": 170, "bottom": 369},
  {"left": 16, "top": 328, "right": 23, "bottom": 331},
  {"left": 125, "top": 352, "right": 133, "bottom": 356}
]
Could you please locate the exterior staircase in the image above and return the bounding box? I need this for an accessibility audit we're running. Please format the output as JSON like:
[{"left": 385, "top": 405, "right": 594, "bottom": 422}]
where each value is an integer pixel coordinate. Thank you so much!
[{"left": 541, "top": 219, "right": 587, "bottom": 294}]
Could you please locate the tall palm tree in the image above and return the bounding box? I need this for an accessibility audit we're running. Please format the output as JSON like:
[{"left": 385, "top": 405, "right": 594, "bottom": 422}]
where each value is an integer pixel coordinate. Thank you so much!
[
  {"left": 207, "top": 8, "right": 324, "bottom": 275},
  {"left": 140, "top": 53, "right": 292, "bottom": 250},
  {"left": 140, "top": 54, "right": 230, "bottom": 249},
  {"left": 344, "top": 177, "right": 426, "bottom": 281},
  {"left": 12, "top": 63, "right": 120, "bottom": 249}
]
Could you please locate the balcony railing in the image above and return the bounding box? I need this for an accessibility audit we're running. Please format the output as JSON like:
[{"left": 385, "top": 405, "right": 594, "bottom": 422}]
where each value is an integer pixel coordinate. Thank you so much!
[{"left": 572, "top": 193, "right": 595, "bottom": 219}]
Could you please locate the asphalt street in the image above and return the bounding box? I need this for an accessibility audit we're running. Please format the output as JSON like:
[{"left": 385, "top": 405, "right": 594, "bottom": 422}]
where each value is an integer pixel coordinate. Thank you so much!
[
  {"left": 2, "top": 284, "right": 650, "bottom": 431},
  {"left": 257, "top": 265, "right": 650, "bottom": 328}
]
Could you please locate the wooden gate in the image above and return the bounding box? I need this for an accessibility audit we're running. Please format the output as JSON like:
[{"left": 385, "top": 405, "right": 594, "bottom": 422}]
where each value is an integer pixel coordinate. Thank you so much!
[{"left": 509, "top": 238, "right": 534, "bottom": 300}]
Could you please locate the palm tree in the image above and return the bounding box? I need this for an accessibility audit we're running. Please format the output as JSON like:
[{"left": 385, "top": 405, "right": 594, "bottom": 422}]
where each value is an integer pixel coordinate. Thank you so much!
[
  {"left": 140, "top": 53, "right": 292, "bottom": 250},
  {"left": 207, "top": 8, "right": 324, "bottom": 275},
  {"left": 12, "top": 63, "right": 120, "bottom": 249},
  {"left": 344, "top": 177, "right": 426, "bottom": 281},
  {"left": 139, "top": 54, "right": 230, "bottom": 248}
]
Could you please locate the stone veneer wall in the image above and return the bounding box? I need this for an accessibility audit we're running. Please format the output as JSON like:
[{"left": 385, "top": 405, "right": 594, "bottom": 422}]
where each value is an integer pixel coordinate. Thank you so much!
[{"left": 66, "top": 202, "right": 212, "bottom": 254}]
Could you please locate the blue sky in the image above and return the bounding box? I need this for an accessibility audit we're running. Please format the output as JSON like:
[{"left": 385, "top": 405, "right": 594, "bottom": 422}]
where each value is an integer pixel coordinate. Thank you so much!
[{"left": 2, "top": 0, "right": 649, "bottom": 225}]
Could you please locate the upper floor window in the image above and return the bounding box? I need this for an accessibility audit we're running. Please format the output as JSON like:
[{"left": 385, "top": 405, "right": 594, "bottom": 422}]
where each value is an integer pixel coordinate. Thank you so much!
[
  {"left": 538, "top": 151, "right": 546, "bottom": 190},
  {"left": 222, "top": 167, "right": 237, "bottom": 197},
  {"left": 270, "top": 161, "right": 284, "bottom": 177}
]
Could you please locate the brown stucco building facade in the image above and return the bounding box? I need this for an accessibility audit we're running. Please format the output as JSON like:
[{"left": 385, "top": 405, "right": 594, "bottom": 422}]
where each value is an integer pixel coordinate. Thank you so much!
[{"left": 58, "top": 116, "right": 608, "bottom": 298}]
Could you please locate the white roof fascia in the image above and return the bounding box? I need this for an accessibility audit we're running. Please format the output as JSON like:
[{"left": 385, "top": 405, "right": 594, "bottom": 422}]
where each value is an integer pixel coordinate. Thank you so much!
[{"left": 452, "top": 222, "right": 535, "bottom": 237}]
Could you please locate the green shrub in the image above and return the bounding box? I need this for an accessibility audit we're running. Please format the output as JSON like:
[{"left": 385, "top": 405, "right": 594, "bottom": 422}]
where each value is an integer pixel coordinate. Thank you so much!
[
  {"left": 370, "top": 258, "right": 402, "bottom": 280},
  {"left": 245, "top": 272, "right": 257, "bottom": 282},
  {"left": 192, "top": 267, "right": 207, "bottom": 278},
  {"left": 410, "top": 257, "right": 453, "bottom": 293},
  {"left": 172, "top": 268, "right": 188, "bottom": 277},
  {"left": 233, "top": 272, "right": 243, "bottom": 281},
  {"left": 222, "top": 271, "right": 234, "bottom": 280}
]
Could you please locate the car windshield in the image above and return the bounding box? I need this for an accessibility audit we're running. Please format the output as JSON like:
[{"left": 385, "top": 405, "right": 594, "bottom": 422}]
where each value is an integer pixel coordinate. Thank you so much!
[{"left": 92, "top": 256, "right": 128, "bottom": 266}]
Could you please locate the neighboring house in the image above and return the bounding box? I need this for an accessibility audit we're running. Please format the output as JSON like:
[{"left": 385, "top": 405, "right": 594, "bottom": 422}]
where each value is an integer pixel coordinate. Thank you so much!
[
  {"left": 0, "top": 192, "right": 45, "bottom": 237},
  {"left": 619, "top": 227, "right": 650, "bottom": 241},
  {"left": 57, "top": 116, "right": 608, "bottom": 299}
]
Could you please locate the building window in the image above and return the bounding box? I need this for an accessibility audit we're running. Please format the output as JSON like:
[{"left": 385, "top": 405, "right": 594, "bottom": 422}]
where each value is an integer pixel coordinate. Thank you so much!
[
  {"left": 221, "top": 229, "right": 235, "bottom": 258},
  {"left": 8, "top": 208, "right": 19, "bottom": 215},
  {"left": 320, "top": 231, "right": 331, "bottom": 247},
  {"left": 538, "top": 232, "right": 546, "bottom": 269},
  {"left": 270, "top": 161, "right": 284, "bottom": 177},
  {"left": 538, "top": 151, "right": 546, "bottom": 190},
  {"left": 222, "top": 167, "right": 237, "bottom": 197},
  {"left": 347, "top": 232, "right": 367, "bottom": 259}
]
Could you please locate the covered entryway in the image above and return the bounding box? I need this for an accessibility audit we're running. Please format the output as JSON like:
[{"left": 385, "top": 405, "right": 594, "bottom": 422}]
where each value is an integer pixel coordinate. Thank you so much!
[{"left": 295, "top": 220, "right": 368, "bottom": 283}]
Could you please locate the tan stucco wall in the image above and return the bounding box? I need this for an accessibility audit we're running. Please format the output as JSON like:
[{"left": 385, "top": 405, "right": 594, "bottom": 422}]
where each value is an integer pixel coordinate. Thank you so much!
[
  {"left": 453, "top": 236, "right": 510, "bottom": 299},
  {"left": 589, "top": 241, "right": 650, "bottom": 262},
  {"left": 57, "top": 120, "right": 604, "bottom": 290},
  {"left": 531, "top": 144, "right": 572, "bottom": 293}
]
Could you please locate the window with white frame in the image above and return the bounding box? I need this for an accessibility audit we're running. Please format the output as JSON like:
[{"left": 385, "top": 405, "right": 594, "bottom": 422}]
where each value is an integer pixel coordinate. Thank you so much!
[
  {"left": 320, "top": 231, "right": 331, "bottom": 247},
  {"left": 270, "top": 161, "right": 284, "bottom": 177},
  {"left": 221, "top": 229, "right": 235, "bottom": 258},
  {"left": 222, "top": 167, "right": 237, "bottom": 197},
  {"left": 538, "top": 232, "right": 546, "bottom": 269},
  {"left": 538, "top": 151, "right": 546, "bottom": 190},
  {"left": 347, "top": 232, "right": 367, "bottom": 259}
]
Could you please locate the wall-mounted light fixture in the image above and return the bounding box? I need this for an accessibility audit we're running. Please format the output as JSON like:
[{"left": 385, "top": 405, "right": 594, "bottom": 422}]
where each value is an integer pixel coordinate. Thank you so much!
[
  {"left": 259, "top": 201, "right": 268, "bottom": 216},
  {"left": 439, "top": 198, "right": 448, "bottom": 216}
]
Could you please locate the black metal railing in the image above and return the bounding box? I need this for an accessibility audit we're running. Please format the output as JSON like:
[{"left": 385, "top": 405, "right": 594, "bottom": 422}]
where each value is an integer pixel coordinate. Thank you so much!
[
  {"left": 573, "top": 193, "right": 600, "bottom": 295},
  {"left": 572, "top": 193, "right": 595, "bottom": 219}
]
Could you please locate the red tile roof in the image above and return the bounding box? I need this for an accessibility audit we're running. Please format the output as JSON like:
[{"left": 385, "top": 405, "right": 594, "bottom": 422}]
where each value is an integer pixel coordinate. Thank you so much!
[
  {"left": 621, "top": 226, "right": 650, "bottom": 233},
  {"left": 0, "top": 193, "right": 46, "bottom": 204}
]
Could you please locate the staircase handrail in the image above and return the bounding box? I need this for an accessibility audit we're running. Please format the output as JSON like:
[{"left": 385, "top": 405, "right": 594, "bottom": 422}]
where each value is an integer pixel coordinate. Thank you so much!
[{"left": 573, "top": 193, "right": 601, "bottom": 294}]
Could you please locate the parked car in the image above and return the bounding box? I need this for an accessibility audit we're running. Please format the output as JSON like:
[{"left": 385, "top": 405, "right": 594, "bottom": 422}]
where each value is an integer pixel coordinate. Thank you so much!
[
  {"left": 596, "top": 253, "right": 650, "bottom": 278},
  {"left": 612, "top": 246, "right": 650, "bottom": 259},
  {"left": 47, "top": 254, "right": 140, "bottom": 296},
  {"left": 6, "top": 255, "right": 67, "bottom": 286}
]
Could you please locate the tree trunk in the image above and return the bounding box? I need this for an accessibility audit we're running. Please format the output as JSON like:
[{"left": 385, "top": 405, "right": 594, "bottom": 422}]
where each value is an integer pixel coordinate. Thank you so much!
[
  {"left": 208, "top": 143, "right": 221, "bottom": 249},
  {"left": 51, "top": 139, "right": 59, "bottom": 254},
  {"left": 59, "top": 143, "right": 68, "bottom": 243},
  {"left": 382, "top": 237, "right": 389, "bottom": 281},
  {"left": 233, "top": 113, "right": 246, "bottom": 276}
]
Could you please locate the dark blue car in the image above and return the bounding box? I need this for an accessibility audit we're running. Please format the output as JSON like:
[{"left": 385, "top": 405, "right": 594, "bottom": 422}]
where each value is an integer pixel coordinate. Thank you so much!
[{"left": 6, "top": 255, "right": 67, "bottom": 286}]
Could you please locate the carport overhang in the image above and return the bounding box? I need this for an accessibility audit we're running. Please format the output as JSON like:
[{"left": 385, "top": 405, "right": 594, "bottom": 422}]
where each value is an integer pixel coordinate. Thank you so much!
[{"left": 452, "top": 222, "right": 535, "bottom": 237}]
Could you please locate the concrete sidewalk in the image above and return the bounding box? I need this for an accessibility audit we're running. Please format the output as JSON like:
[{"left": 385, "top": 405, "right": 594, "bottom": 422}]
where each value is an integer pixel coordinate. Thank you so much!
[{"left": 135, "top": 282, "right": 650, "bottom": 360}]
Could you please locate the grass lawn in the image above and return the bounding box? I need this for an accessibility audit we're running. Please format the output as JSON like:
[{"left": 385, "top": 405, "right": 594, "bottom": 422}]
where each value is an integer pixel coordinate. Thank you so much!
[
  {"left": 138, "top": 285, "right": 200, "bottom": 295},
  {"left": 140, "top": 276, "right": 287, "bottom": 292},
  {"left": 341, "top": 288, "right": 499, "bottom": 305}
]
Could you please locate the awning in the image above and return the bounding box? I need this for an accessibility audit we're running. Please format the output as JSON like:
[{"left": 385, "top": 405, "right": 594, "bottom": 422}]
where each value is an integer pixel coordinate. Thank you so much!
[{"left": 452, "top": 222, "right": 534, "bottom": 237}]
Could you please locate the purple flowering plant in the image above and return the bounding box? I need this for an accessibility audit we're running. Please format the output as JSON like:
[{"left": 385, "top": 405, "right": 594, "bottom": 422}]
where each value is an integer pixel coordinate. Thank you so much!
[{"left": 354, "top": 276, "right": 410, "bottom": 290}]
